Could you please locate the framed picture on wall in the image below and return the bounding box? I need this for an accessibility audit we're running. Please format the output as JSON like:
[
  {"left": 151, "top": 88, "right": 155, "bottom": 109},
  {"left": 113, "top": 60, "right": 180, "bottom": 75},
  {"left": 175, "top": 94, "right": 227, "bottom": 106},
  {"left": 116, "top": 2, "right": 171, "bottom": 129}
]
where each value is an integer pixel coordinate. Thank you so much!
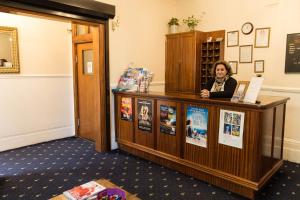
[
  {"left": 229, "top": 61, "right": 238, "bottom": 74},
  {"left": 255, "top": 27, "right": 271, "bottom": 48},
  {"left": 254, "top": 60, "right": 264, "bottom": 73},
  {"left": 285, "top": 33, "right": 300, "bottom": 73},
  {"left": 227, "top": 31, "right": 239, "bottom": 47},
  {"left": 239, "top": 45, "right": 253, "bottom": 63}
]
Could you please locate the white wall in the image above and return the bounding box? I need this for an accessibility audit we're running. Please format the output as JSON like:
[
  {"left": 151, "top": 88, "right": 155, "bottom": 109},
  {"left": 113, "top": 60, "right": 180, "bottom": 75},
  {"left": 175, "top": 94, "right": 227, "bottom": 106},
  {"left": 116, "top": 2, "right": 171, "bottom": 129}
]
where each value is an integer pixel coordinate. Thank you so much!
[
  {"left": 0, "top": 13, "right": 74, "bottom": 151},
  {"left": 175, "top": 0, "right": 300, "bottom": 162}
]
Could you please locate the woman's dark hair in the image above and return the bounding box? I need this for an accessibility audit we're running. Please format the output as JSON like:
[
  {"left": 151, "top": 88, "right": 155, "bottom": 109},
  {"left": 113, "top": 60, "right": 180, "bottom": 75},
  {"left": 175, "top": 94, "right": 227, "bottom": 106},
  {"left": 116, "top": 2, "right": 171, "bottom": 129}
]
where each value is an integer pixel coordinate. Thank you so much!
[{"left": 210, "top": 60, "right": 233, "bottom": 77}]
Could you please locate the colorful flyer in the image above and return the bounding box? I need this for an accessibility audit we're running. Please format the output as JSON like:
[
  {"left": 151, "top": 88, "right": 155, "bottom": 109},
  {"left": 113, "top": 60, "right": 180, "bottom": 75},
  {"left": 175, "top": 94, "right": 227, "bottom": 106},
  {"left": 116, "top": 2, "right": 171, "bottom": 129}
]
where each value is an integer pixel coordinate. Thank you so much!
[
  {"left": 137, "top": 99, "right": 152, "bottom": 132},
  {"left": 120, "top": 97, "right": 132, "bottom": 121},
  {"left": 218, "top": 109, "right": 245, "bottom": 148},
  {"left": 185, "top": 106, "right": 208, "bottom": 148},
  {"left": 160, "top": 105, "right": 176, "bottom": 135}
]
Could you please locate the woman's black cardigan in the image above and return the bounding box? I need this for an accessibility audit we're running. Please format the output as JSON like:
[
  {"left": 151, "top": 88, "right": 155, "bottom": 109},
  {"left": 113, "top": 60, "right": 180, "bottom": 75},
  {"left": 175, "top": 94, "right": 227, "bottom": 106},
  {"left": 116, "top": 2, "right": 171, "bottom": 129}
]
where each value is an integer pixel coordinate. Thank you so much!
[{"left": 203, "top": 77, "right": 237, "bottom": 98}]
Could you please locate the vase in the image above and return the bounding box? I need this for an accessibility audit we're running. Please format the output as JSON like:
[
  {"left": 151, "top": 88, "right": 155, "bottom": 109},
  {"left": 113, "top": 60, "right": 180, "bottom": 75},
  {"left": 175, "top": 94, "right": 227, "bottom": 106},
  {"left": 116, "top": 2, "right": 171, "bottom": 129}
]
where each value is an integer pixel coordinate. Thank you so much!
[
  {"left": 189, "top": 26, "right": 195, "bottom": 31},
  {"left": 169, "top": 25, "right": 178, "bottom": 33}
]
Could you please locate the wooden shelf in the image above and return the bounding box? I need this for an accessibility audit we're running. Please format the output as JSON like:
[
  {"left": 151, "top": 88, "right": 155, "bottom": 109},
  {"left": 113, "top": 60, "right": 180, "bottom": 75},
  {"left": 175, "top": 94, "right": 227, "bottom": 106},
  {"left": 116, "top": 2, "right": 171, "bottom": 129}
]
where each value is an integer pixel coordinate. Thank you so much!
[{"left": 200, "top": 36, "right": 224, "bottom": 90}]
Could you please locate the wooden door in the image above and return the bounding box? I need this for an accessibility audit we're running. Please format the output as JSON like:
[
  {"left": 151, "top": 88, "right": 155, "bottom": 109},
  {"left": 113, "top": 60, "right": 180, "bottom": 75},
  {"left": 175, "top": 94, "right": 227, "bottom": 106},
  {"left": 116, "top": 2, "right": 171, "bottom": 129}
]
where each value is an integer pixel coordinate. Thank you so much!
[
  {"left": 165, "top": 34, "right": 181, "bottom": 92},
  {"left": 76, "top": 42, "right": 100, "bottom": 141},
  {"left": 180, "top": 33, "right": 196, "bottom": 93}
]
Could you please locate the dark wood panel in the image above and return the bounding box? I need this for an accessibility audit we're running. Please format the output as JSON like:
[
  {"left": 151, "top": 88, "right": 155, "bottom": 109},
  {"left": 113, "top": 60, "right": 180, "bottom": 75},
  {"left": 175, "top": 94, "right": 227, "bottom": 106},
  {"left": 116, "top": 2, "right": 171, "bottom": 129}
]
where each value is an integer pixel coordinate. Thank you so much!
[
  {"left": 165, "top": 34, "right": 180, "bottom": 92},
  {"left": 216, "top": 108, "right": 261, "bottom": 181},
  {"left": 134, "top": 98, "right": 155, "bottom": 148},
  {"left": 116, "top": 96, "right": 134, "bottom": 142},
  {"left": 260, "top": 108, "right": 274, "bottom": 178},
  {"left": 180, "top": 33, "right": 196, "bottom": 92},
  {"left": 156, "top": 100, "right": 181, "bottom": 157},
  {"left": 183, "top": 103, "right": 212, "bottom": 166},
  {"left": 118, "top": 142, "right": 258, "bottom": 199},
  {"left": 273, "top": 105, "right": 284, "bottom": 159}
]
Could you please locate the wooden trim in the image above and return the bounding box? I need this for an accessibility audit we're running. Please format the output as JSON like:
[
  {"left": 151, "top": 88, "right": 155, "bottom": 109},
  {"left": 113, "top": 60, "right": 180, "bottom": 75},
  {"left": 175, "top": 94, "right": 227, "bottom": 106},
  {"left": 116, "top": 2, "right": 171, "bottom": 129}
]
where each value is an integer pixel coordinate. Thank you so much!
[
  {"left": 280, "top": 104, "right": 286, "bottom": 159},
  {"left": 104, "top": 20, "right": 111, "bottom": 150},
  {"left": 0, "top": 0, "right": 115, "bottom": 21},
  {"left": 71, "top": 31, "right": 79, "bottom": 136},
  {"left": 114, "top": 95, "right": 119, "bottom": 142},
  {"left": 153, "top": 100, "right": 157, "bottom": 150},
  {"left": 257, "top": 159, "right": 283, "bottom": 188},
  {"left": 113, "top": 91, "right": 290, "bottom": 110},
  {"left": 96, "top": 24, "right": 109, "bottom": 152},
  {"left": 271, "top": 107, "right": 276, "bottom": 157}
]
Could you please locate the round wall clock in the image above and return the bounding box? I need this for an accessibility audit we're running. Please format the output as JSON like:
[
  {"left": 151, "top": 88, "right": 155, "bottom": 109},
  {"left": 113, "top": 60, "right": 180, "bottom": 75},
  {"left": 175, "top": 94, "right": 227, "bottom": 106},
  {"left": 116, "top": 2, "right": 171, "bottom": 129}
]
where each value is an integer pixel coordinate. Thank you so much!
[{"left": 241, "top": 22, "right": 254, "bottom": 35}]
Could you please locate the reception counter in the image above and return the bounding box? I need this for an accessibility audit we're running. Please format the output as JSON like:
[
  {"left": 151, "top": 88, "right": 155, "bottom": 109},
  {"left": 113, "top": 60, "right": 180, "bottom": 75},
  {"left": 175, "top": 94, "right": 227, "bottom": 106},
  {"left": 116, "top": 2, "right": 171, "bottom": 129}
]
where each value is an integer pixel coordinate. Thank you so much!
[{"left": 113, "top": 91, "right": 289, "bottom": 199}]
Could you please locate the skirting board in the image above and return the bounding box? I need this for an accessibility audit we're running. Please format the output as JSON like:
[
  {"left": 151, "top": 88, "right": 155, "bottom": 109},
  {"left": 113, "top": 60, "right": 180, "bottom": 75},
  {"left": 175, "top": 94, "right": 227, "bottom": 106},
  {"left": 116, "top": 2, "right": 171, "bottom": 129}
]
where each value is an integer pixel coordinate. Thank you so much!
[
  {"left": 283, "top": 138, "right": 300, "bottom": 163},
  {"left": 0, "top": 126, "right": 75, "bottom": 152}
]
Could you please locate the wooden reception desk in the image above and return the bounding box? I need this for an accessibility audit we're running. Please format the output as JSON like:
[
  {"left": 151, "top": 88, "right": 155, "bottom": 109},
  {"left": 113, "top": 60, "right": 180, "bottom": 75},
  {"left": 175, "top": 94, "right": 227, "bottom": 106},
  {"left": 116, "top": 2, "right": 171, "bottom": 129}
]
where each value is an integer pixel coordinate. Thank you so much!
[{"left": 113, "top": 91, "right": 289, "bottom": 199}]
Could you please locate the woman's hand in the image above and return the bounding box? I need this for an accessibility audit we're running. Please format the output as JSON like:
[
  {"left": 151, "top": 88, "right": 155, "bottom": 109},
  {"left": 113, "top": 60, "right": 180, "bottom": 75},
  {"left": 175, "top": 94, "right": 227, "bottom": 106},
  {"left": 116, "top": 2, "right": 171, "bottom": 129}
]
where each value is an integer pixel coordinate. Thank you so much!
[{"left": 201, "top": 89, "right": 210, "bottom": 98}]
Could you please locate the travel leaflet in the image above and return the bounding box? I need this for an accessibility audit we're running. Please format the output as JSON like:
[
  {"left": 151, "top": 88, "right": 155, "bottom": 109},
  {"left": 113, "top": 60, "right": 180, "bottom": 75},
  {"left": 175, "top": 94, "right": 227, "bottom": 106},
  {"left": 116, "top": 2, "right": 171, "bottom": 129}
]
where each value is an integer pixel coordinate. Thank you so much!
[{"left": 185, "top": 106, "right": 208, "bottom": 148}]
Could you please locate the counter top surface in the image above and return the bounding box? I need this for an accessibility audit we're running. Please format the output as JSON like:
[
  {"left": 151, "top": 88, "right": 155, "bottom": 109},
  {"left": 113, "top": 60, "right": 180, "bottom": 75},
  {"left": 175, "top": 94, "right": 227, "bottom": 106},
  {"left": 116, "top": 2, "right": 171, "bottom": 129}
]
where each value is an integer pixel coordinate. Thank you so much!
[{"left": 113, "top": 91, "right": 289, "bottom": 109}]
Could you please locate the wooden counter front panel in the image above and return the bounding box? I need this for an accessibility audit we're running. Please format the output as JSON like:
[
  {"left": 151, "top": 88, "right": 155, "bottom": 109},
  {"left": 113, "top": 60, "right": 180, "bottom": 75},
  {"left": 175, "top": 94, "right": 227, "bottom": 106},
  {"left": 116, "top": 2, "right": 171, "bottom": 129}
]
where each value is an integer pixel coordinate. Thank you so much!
[
  {"left": 114, "top": 92, "right": 289, "bottom": 199},
  {"left": 116, "top": 96, "right": 134, "bottom": 142},
  {"left": 273, "top": 104, "right": 284, "bottom": 159},
  {"left": 134, "top": 98, "right": 155, "bottom": 148},
  {"left": 156, "top": 100, "right": 182, "bottom": 157},
  {"left": 183, "top": 103, "right": 215, "bottom": 167},
  {"left": 215, "top": 107, "right": 261, "bottom": 181}
]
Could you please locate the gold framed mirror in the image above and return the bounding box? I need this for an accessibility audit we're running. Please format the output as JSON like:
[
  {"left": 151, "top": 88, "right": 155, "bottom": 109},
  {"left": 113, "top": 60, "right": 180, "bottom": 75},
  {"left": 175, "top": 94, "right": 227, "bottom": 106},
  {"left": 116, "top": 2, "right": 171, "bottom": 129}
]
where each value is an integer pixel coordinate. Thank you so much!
[{"left": 0, "top": 26, "right": 20, "bottom": 73}]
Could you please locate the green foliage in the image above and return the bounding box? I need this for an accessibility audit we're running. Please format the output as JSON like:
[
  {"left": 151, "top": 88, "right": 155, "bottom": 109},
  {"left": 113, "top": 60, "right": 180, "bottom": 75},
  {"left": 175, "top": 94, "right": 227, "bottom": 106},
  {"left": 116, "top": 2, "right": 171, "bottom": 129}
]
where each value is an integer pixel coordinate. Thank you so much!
[
  {"left": 183, "top": 15, "right": 200, "bottom": 30},
  {"left": 168, "top": 17, "right": 179, "bottom": 26}
]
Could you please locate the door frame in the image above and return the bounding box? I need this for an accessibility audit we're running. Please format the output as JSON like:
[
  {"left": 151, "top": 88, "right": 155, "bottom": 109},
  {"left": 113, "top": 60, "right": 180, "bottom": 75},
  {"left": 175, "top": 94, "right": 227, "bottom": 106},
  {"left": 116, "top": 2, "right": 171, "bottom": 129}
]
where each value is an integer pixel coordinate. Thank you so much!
[
  {"left": 72, "top": 23, "right": 109, "bottom": 151},
  {"left": 0, "top": 1, "right": 115, "bottom": 152}
]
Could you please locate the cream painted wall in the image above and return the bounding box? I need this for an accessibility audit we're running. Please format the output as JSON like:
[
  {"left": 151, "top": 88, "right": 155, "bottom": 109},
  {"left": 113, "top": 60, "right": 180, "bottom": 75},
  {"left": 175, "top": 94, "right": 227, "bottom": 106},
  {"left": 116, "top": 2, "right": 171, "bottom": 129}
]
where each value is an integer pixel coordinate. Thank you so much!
[
  {"left": 0, "top": 13, "right": 73, "bottom": 74},
  {"left": 0, "top": 13, "right": 74, "bottom": 151},
  {"left": 175, "top": 0, "right": 300, "bottom": 162},
  {"left": 96, "top": 0, "right": 177, "bottom": 83},
  {"left": 176, "top": 0, "right": 300, "bottom": 85}
]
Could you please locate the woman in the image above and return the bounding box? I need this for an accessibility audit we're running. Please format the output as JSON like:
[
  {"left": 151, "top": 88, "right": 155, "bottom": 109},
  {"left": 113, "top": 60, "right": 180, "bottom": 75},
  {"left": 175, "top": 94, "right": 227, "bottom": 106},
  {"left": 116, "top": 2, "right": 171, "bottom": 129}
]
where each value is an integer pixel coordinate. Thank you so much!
[{"left": 201, "top": 60, "right": 237, "bottom": 98}]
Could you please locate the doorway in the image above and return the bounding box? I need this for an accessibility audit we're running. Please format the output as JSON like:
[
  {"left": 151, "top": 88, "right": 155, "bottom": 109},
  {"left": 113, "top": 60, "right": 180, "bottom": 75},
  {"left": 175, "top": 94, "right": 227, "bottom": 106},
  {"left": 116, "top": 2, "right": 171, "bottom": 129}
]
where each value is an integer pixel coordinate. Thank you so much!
[
  {"left": 72, "top": 25, "right": 100, "bottom": 141},
  {"left": 72, "top": 23, "right": 109, "bottom": 151},
  {"left": 0, "top": 1, "right": 114, "bottom": 152}
]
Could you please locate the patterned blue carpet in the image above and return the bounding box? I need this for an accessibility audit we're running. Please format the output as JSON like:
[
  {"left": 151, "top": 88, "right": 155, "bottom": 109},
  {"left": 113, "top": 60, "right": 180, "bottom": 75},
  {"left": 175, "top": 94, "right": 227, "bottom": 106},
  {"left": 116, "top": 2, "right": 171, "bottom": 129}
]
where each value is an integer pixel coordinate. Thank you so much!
[{"left": 0, "top": 137, "right": 299, "bottom": 200}]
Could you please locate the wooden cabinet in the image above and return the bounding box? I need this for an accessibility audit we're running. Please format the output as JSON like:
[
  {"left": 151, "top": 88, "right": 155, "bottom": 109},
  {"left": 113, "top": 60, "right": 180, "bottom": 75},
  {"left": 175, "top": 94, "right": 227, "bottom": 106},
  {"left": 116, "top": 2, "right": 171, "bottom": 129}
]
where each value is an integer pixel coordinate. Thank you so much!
[
  {"left": 165, "top": 30, "right": 225, "bottom": 93},
  {"left": 114, "top": 91, "right": 289, "bottom": 199},
  {"left": 165, "top": 31, "right": 204, "bottom": 93}
]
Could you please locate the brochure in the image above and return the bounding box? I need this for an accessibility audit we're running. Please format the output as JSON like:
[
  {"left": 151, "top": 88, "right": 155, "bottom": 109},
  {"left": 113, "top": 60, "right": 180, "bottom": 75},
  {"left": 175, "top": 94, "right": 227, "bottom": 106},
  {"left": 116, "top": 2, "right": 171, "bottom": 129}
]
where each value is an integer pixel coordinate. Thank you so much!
[{"left": 63, "top": 181, "right": 106, "bottom": 200}]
